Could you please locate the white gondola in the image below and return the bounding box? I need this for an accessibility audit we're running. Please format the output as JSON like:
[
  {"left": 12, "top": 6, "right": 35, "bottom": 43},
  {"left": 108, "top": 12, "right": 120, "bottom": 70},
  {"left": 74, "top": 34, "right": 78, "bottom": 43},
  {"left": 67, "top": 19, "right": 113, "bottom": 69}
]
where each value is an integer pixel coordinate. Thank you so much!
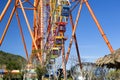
[{"left": 49, "top": 58, "right": 55, "bottom": 64}]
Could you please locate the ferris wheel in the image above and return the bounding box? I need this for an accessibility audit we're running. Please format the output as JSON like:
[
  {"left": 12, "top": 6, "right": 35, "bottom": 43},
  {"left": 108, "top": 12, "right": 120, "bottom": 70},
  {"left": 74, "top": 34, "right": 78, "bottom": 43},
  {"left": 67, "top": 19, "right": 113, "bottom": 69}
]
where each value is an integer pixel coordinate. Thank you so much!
[{"left": 0, "top": 0, "right": 115, "bottom": 79}]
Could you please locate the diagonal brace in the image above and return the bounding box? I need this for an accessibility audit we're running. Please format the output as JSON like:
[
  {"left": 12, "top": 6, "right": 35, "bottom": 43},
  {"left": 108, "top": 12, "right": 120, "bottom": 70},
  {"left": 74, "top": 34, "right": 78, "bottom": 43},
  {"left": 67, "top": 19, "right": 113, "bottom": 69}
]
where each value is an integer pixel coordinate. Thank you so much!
[
  {"left": 15, "top": 10, "right": 29, "bottom": 63},
  {"left": 19, "top": 0, "right": 42, "bottom": 63},
  {"left": 69, "top": 13, "right": 82, "bottom": 69},
  {"left": 0, "top": 3, "right": 17, "bottom": 46},
  {"left": 83, "top": 0, "right": 114, "bottom": 53},
  {"left": 65, "top": 0, "right": 83, "bottom": 65},
  {"left": 0, "top": 0, "right": 11, "bottom": 21}
]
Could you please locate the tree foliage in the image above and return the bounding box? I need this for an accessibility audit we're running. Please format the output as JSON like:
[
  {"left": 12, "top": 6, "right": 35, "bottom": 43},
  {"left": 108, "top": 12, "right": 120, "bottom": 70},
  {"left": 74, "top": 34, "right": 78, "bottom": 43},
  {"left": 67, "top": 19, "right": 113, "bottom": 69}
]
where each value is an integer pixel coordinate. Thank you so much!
[
  {"left": 106, "top": 69, "right": 120, "bottom": 80},
  {"left": 35, "top": 65, "right": 47, "bottom": 79},
  {"left": 0, "top": 50, "right": 26, "bottom": 70}
]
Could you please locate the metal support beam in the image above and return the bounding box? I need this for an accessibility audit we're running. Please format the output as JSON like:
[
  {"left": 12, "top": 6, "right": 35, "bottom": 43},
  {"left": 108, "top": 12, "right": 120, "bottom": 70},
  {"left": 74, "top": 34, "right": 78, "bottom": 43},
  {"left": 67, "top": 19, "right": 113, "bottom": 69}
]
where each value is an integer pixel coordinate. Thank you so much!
[
  {"left": 0, "top": 4, "right": 17, "bottom": 45},
  {"left": 61, "top": 34, "right": 67, "bottom": 80},
  {"left": 65, "top": 0, "right": 83, "bottom": 64},
  {"left": 83, "top": 0, "right": 114, "bottom": 53},
  {"left": 70, "top": 0, "right": 81, "bottom": 12},
  {"left": 40, "top": 0, "right": 44, "bottom": 64},
  {"left": 0, "top": 0, "right": 11, "bottom": 21},
  {"left": 19, "top": 0, "right": 42, "bottom": 63},
  {"left": 15, "top": 10, "right": 29, "bottom": 62},
  {"left": 36, "top": 0, "right": 40, "bottom": 10},
  {"left": 33, "top": 0, "right": 37, "bottom": 41},
  {"left": 17, "top": 6, "right": 35, "bottom": 10},
  {"left": 69, "top": 13, "right": 82, "bottom": 69}
]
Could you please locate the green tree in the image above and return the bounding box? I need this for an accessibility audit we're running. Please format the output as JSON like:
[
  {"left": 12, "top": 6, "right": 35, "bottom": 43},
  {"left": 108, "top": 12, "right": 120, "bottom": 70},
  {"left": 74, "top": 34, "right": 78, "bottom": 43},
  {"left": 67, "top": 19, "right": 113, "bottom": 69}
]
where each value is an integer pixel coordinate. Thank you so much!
[
  {"left": 36, "top": 65, "right": 47, "bottom": 80},
  {"left": 5, "top": 61, "right": 20, "bottom": 80},
  {"left": 106, "top": 69, "right": 120, "bottom": 80}
]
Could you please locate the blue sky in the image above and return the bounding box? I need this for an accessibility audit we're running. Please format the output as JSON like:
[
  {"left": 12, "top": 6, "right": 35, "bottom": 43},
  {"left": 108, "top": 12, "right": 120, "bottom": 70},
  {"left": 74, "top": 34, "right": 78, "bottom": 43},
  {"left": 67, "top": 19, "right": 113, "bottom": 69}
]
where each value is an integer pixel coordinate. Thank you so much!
[{"left": 0, "top": 0, "right": 120, "bottom": 63}]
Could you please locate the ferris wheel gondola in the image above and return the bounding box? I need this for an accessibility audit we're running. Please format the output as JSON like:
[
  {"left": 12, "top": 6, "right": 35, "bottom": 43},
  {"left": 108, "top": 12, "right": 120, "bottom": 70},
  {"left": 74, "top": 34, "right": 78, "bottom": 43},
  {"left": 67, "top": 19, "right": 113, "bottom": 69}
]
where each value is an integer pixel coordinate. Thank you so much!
[
  {"left": 58, "top": 22, "right": 66, "bottom": 32},
  {"left": 50, "top": 47, "right": 61, "bottom": 58},
  {"left": 61, "top": 6, "right": 70, "bottom": 17}
]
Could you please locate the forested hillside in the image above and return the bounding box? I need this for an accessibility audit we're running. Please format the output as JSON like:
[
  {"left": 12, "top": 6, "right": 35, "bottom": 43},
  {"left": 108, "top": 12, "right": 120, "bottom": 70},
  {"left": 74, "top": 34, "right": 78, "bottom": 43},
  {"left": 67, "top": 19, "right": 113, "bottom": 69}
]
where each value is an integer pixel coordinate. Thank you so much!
[{"left": 0, "top": 51, "right": 26, "bottom": 70}]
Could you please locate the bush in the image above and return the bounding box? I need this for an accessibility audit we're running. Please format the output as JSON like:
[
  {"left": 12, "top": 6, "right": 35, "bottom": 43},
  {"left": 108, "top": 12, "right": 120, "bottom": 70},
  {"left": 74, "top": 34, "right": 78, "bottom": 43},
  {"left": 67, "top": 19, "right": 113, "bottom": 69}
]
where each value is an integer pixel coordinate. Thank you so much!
[
  {"left": 106, "top": 69, "right": 120, "bottom": 80},
  {"left": 36, "top": 65, "right": 47, "bottom": 80}
]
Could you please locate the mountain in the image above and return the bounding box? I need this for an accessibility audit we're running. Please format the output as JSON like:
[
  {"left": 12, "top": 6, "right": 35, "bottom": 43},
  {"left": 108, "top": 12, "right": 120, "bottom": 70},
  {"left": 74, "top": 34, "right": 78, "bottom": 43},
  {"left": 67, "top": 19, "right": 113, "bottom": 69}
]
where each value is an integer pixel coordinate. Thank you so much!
[{"left": 0, "top": 50, "right": 27, "bottom": 70}]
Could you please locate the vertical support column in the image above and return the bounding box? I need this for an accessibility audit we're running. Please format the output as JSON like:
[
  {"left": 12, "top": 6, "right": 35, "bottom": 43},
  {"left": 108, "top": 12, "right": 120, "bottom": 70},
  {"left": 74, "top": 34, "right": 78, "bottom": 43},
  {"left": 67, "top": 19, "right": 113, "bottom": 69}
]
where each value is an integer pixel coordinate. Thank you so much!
[
  {"left": 69, "top": 13, "right": 82, "bottom": 69},
  {"left": 84, "top": 0, "right": 114, "bottom": 53},
  {"left": 33, "top": 0, "right": 37, "bottom": 41},
  {"left": 61, "top": 34, "right": 67, "bottom": 80},
  {"left": 15, "top": 10, "right": 29, "bottom": 63},
  {"left": 30, "top": 0, "right": 38, "bottom": 63},
  {"left": 65, "top": 0, "right": 83, "bottom": 64},
  {"left": 19, "top": 0, "right": 42, "bottom": 63},
  {"left": 40, "top": 0, "right": 44, "bottom": 64},
  {"left": 19, "top": 0, "right": 37, "bottom": 50}
]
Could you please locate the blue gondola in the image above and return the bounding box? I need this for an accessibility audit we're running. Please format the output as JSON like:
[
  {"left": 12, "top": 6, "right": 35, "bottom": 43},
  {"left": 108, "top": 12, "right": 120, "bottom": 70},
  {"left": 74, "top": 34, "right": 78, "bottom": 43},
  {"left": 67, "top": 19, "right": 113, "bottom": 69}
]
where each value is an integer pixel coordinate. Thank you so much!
[
  {"left": 0, "top": 69, "right": 4, "bottom": 74},
  {"left": 61, "top": 6, "right": 70, "bottom": 17}
]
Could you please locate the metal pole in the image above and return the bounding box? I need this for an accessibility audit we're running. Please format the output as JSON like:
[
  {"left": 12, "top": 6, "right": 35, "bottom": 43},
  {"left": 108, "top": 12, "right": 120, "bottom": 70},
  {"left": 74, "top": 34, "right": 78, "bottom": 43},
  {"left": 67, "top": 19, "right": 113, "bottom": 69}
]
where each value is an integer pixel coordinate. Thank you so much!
[
  {"left": 65, "top": 0, "right": 83, "bottom": 63},
  {"left": 70, "top": 0, "right": 81, "bottom": 12},
  {"left": 84, "top": 0, "right": 114, "bottom": 53},
  {"left": 40, "top": 0, "right": 44, "bottom": 64},
  {"left": 15, "top": 10, "right": 29, "bottom": 62},
  {"left": 69, "top": 13, "right": 82, "bottom": 69},
  {"left": 19, "top": 0, "right": 37, "bottom": 49},
  {"left": 0, "top": 0, "right": 11, "bottom": 21},
  {"left": 19, "top": 0, "right": 42, "bottom": 63},
  {"left": 62, "top": 36, "right": 67, "bottom": 80},
  {"left": 0, "top": 4, "right": 17, "bottom": 45}
]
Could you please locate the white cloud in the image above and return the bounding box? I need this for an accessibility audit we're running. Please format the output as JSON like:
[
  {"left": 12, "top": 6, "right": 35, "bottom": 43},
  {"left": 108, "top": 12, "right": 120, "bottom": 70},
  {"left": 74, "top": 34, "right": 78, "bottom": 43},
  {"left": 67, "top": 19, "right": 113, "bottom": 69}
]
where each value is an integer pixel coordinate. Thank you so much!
[{"left": 81, "top": 56, "right": 99, "bottom": 59}]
